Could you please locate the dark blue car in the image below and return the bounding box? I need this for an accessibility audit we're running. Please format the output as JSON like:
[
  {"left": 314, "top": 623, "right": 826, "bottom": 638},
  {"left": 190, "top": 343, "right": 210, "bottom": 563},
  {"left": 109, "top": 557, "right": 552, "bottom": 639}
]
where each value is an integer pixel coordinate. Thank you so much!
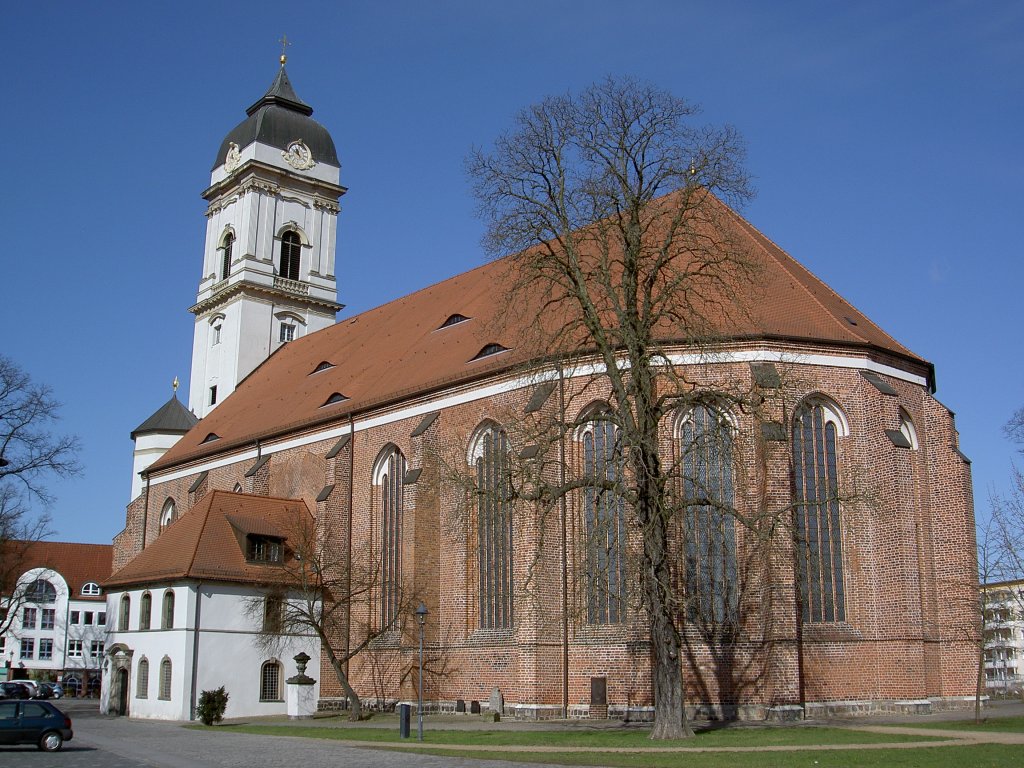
[{"left": 0, "top": 699, "right": 73, "bottom": 751}]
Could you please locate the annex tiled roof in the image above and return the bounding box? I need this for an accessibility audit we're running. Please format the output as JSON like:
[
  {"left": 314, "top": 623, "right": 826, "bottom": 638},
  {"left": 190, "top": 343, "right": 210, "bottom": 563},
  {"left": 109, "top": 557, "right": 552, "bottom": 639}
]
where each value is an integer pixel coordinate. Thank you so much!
[
  {"left": 1, "top": 541, "right": 113, "bottom": 602},
  {"left": 104, "top": 490, "right": 313, "bottom": 588},
  {"left": 151, "top": 192, "right": 929, "bottom": 472}
]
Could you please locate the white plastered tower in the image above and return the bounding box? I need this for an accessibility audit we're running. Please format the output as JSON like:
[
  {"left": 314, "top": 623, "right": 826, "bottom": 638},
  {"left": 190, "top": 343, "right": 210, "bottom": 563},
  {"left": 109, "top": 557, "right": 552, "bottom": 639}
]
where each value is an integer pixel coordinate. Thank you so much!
[{"left": 189, "top": 59, "right": 344, "bottom": 418}]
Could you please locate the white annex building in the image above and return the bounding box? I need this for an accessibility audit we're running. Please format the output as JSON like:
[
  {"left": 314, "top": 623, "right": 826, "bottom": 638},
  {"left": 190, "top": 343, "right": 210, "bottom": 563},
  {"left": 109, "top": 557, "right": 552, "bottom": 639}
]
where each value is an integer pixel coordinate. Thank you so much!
[
  {"left": 982, "top": 580, "right": 1024, "bottom": 694},
  {"left": 101, "top": 58, "right": 332, "bottom": 720}
]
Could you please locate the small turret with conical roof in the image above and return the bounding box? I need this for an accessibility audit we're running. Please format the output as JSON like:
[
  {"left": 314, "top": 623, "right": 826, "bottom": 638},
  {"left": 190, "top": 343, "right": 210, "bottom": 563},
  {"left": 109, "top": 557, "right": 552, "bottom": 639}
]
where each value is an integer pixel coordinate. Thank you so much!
[{"left": 129, "top": 379, "right": 199, "bottom": 501}]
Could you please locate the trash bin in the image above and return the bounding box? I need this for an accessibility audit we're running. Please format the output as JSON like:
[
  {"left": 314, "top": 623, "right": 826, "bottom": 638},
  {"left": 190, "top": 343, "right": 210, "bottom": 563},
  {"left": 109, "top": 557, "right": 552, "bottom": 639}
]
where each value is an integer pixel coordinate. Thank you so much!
[{"left": 399, "top": 703, "right": 411, "bottom": 739}]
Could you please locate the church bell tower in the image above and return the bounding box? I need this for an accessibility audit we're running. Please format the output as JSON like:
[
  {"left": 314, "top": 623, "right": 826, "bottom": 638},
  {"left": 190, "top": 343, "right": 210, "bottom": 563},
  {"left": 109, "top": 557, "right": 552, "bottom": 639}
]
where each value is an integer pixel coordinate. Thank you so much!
[{"left": 189, "top": 56, "right": 344, "bottom": 418}]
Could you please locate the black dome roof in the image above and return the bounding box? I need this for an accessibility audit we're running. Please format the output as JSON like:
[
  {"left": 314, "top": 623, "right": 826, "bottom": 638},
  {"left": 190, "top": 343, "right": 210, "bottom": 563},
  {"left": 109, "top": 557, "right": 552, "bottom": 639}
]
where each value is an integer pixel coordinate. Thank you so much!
[{"left": 212, "top": 66, "right": 339, "bottom": 170}]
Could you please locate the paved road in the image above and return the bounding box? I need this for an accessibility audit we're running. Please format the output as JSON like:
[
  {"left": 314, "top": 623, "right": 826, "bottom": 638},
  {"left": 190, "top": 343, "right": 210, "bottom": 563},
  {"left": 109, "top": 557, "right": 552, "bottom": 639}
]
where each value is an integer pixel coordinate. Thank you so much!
[{"left": 0, "top": 700, "right": 575, "bottom": 768}]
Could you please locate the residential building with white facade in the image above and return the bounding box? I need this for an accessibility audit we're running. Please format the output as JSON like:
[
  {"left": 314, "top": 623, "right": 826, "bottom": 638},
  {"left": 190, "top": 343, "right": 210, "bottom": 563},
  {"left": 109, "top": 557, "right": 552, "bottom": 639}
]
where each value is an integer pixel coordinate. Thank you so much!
[
  {"left": 0, "top": 541, "right": 112, "bottom": 695},
  {"left": 982, "top": 580, "right": 1024, "bottom": 694}
]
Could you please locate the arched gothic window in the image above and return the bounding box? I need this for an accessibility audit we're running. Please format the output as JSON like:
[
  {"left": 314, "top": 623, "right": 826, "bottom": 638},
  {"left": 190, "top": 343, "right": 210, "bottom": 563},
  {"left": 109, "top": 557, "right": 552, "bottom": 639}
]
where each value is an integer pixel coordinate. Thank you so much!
[
  {"left": 580, "top": 414, "right": 626, "bottom": 624},
  {"left": 162, "top": 590, "right": 175, "bottom": 629},
  {"left": 259, "top": 660, "right": 282, "bottom": 701},
  {"left": 139, "top": 592, "right": 152, "bottom": 631},
  {"left": 119, "top": 594, "right": 131, "bottom": 631},
  {"left": 898, "top": 408, "right": 919, "bottom": 450},
  {"left": 472, "top": 424, "right": 512, "bottom": 629},
  {"left": 279, "top": 231, "right": 301, "bottom": 281},
  {"left": 221, "top": 231, "right": 234, "bottom": 281},
  {"left": 374, "top": 447, "right": 405, "bottom": 630},
  {"left": 680, "top": 405, "right": 737, "bottom": 626},
  {"left": 792, "top": 398, "right": 847, "bottom": 623},
  {"left": 158, "top": 657, "right": 172, "bottom": 700},
  {"left": 136, "top": 657, "right": 149, "bottom": 698},
  {"left": 160, "top": 498, "right": 177, "bottom": 531}
]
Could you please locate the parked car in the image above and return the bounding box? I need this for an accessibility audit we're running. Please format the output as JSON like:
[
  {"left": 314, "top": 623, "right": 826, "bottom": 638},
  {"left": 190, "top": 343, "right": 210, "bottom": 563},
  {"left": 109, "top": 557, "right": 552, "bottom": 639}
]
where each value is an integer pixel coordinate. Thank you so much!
[
  {"left": 0, "top": 699, "right": 73, "bottom": 751},
  {"left": 15, "top": 680, "right": 39, "bottom": 698},
  {"left": 0, "top": 682, "right": 32, "bottom": 700},
  {"left": 36, "top": 682, "right": 61, "bottom": 699}
]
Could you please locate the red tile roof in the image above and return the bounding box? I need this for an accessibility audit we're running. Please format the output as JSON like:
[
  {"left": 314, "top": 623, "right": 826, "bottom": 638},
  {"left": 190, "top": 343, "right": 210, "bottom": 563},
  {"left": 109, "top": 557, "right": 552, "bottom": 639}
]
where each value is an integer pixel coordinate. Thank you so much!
[
  {"left": 104, "top": 490, "right": 313, "bottom": 588},
  {"left": 1, "top": 541, "right": 113, "bottom": 602},
  {"left": 150, "top": 192, "right": 929, "bottom": 472}
]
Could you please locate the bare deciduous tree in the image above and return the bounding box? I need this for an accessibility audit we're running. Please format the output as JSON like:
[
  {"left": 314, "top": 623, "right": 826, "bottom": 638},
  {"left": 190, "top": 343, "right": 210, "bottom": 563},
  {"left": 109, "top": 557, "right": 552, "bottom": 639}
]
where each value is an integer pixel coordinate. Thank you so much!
[
  {"left": 0, "top": 355, "right": 79, "bottom": 635},
  {"left": 466, "top": 76, "right": 763, "bottom": 739}
]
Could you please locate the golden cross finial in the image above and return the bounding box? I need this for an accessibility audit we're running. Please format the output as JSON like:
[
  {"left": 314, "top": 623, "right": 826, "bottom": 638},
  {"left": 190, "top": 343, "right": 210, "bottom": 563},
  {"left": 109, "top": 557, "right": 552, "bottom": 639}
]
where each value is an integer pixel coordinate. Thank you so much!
[
  {"left": 172, "top": 376, "right": 179, "bottom": 394},
  {"left": 279, "top": 34, "right": 291, "bottom": 66}
]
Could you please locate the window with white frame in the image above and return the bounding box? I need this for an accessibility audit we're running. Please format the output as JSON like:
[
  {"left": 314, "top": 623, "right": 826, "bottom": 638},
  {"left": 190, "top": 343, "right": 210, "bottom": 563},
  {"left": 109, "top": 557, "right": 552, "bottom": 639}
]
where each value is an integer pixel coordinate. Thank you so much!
[
  {"left": 38, "top": 638, "right": 53, "bottom": 661},
  {"left": 159, "top": 658, "right": 172, "bottom": 700},
  {"left": 259, "top": 660, "right": 282, "bottom": 701},
  {"left": 41, "top": 608, "right": 55, "bottom": 630},
  {"left": 70, "top": 610, "right": 80, "bottom": 624},
  {"left": 139, "top": 593, "right": 152, "bottom": 630},
  {"left": 67, "top": 640, "right": 83, "bottom": 658},
  {"left": 279, "top": 230, "right": 301, "bottom": 281},
  {"left": 89, "top": 641, "right": 103, "bottom": 661},
  {"left": 119, "top": 594, "right": 130, "bottom": 631},
  {"left": 792, "top": 397, "right": 848, "bottom": 623},
  {"left": 84, "top": 611, "right": 93, "bottom": 625},
  {"left": 22, "top": 607, "right": 36, "bottom": 628},
  {"left": 136, "top": 657, "right": 149, "bottom": 698},
  {"left": 279, "top": 323, "right": 295, "bottom": 343},
  {"left": 162, "top": 591, "right": 175, "bottom": 629},
  {"left": 98, "top": 611, "right": 107, "bottom": 626},
  {"left": 82, "top": 582, "right": 101, "bottom": 596},
  {"left": 26, "top": 579, "right": 56, "bottom": 603}
]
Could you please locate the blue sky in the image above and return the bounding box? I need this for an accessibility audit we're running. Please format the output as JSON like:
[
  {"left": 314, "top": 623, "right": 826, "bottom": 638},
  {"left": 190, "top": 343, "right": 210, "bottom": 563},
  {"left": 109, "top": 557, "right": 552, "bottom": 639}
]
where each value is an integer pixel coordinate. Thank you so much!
[{"left": 3, "top": 1, "right": 1021, "bottom": 544}]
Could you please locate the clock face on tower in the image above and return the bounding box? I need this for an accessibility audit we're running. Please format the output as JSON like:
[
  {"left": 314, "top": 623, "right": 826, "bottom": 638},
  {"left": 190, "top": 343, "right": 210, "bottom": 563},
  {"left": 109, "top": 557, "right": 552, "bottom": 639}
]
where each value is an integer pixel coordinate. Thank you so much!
[{"left": 283, "top": 140, "right": 315, "bottom": 170}]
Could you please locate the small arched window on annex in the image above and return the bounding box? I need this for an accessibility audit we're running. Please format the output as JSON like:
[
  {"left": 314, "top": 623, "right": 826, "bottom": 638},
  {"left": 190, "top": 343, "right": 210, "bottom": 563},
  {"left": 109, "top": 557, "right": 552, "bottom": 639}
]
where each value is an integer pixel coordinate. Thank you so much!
[
  {"left": 136, "top": 656, "right": 149, "bottom": 699},
  {"left": 118, "top": 594, "right": 131, "bottom": 631},
  {"left": 791, "top": 394, "right": 850, "bottom": 624},
  {"left": 468, "top": 421, "right": 513, "bottom": 630},
  {"left": 160, "top": 498, "right": 177, "bottom": 531},
  {"left": 276, "top": 226, "right": 308, "bottom": 282},
  {"left": 373, "top": 445, "right": 407, "bottom": 632},
  {"left": 139, "top": 592, "right": 153, "bottom": 631},
  {"left": 259, "top": 659, "right": 283, "bottom": 702},
  {"left": 161, "top": 590, "right": 175, "bottom": 629},
  {"left": 675, "top": 402, "right": 739, "bottom": 628},
  {"left": 218, "top": 228, "right": 236, "bottom": 281},
  {"left": 574, "top": 403, "right": 626, "bottom": 625},
  {"left": 158, "top": 656, "right": 172, "bottom": 700}
]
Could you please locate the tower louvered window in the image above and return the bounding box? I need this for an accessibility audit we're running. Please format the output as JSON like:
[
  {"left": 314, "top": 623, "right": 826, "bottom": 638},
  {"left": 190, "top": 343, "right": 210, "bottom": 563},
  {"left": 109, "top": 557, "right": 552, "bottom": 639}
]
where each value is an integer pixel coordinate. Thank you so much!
[
  {"left": 279, "top": 231, "right": 301, "bottom": 281},
  {"left": 476, "top": 426, "right": 512, "bottom": 629},
  {"left": 221, "top": 232, "right": 234, "bottom": 280},
  {"left": 681, "top": 405, "right": 737, "bottom": 627},
  {"left": 792, "top": 402, "right": 846, "bottom": 623}
]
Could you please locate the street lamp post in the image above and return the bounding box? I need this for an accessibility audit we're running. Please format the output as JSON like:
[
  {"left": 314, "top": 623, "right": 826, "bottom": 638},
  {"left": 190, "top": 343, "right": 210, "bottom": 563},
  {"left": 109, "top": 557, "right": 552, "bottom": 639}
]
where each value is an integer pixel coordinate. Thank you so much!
[{"left": 415, "top": 602, "right": 428, "bottom": 742}]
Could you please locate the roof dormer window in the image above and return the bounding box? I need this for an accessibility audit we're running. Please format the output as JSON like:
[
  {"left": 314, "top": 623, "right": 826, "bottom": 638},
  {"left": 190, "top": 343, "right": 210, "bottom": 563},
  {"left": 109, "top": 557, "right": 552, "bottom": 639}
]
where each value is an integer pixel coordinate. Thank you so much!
[
  {"left": 81, "top": 582, "right": 101, "bottom": 597},
  {"left": 247, "top": 535, "right": 284, "bottom": 564},
  {"left": 470, "top": 343, "right": 509, "bottom": 362},
  {"left": 439, "top": 314, "right": 470, "bottom": 329}
]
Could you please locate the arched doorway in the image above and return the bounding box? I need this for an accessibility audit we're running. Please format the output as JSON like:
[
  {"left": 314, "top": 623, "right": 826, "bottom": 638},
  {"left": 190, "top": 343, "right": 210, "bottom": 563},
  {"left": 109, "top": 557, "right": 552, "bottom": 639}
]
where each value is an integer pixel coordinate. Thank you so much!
[{"left": 116, "top": 669, "right": 129, "bottom": 716}]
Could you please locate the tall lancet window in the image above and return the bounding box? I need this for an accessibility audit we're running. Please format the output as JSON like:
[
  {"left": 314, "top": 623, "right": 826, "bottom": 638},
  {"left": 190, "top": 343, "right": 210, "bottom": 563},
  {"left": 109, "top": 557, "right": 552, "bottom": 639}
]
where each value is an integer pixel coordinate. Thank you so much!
[
  {"left": 473, "top": 424, "right": 512, "bottom": 629},
  {"left": 279, "top": 231, "right": 301, "bottom": 281},
  {"left": 221, "top": 232, "right": 234, "bottom": 281},
  {"left": 580, "top": 415, "right": 626, "bottom": 624},
  {"left": 680, "top": 405, "right": 737, "bottom": 627},
  {"left": 375, "top": 447, "right": 405, "bottom": 630},
  {"left": 792, "top": 399, "right": 847, "bottom": 623}
]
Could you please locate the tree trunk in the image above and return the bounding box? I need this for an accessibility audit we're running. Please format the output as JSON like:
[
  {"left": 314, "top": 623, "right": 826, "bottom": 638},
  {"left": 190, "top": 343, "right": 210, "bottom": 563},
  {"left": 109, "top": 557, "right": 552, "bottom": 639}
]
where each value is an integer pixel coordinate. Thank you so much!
[{"left": 323, "top": 635, "right": 363, "bottom": 721}]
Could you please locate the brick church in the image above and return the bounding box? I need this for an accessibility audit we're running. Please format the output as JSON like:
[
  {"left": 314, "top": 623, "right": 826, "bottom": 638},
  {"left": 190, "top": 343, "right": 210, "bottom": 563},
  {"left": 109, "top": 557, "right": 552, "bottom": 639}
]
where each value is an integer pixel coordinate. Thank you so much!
[{"left": 104, "top": 59, "right": 978, "bottom": 721}]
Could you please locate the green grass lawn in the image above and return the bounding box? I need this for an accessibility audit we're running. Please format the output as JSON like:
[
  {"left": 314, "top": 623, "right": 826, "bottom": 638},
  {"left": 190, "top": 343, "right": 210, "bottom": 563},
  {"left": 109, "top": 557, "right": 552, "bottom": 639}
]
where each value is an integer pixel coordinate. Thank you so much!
[
  {"left": 875, "top": 715, "right": 1024, "bottom": 733},
  {"left": 203, "top": 722, "right": 944, "bottom": 748}
]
